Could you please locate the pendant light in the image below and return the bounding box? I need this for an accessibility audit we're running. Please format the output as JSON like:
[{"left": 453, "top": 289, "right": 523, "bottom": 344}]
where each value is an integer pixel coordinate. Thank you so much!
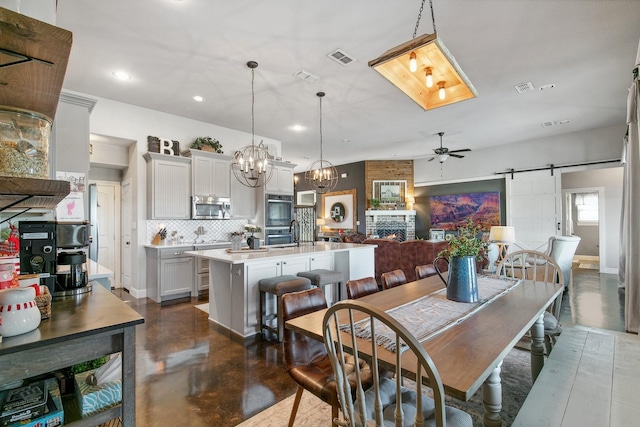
[
  {"left": 305, "top": 92, "right": 337, "bottom": 194},
  {"left": 368, "top": 0, "right": 477, "bottom": 110},
  {"left": 231, "top": 61, "right": 273, "bottom": 188}
]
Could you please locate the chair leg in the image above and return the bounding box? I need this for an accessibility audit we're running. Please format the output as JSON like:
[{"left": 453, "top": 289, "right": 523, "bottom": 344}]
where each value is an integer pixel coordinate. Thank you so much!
[
  {"left": 331, "top": 405, "right": 339, "bottom": 427},
  {"left": 288, "top": 386, "right": 304, "bottom": 427}
]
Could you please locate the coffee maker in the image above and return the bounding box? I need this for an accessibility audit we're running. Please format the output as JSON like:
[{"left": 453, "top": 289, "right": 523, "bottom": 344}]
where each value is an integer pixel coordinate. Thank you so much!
[
  {"left": 19, "top": 221, "right": 57, "bottom": 295},
  {"left": 55, "top": 221, "right": 91, "bottom": 296}
]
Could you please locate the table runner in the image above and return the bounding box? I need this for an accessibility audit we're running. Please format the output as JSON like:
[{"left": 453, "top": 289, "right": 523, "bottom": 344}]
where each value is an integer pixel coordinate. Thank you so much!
[{"left": 345, "top": 275, "right": 521, "bottom": 352}]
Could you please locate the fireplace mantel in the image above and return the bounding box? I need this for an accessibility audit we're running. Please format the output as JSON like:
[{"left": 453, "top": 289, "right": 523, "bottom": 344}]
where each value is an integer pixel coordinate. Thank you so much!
[{"left": 366, "top": 210, "right": 416, "bottom": 221}]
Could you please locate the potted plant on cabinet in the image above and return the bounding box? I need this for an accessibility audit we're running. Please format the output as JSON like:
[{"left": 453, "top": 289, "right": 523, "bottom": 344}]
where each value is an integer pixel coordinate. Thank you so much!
[
  {"left": 190, "top": 136, "right": 223, "bottom": 153},
  {"left": 369, "top": 198, "right": 381, "bottom": 210}
]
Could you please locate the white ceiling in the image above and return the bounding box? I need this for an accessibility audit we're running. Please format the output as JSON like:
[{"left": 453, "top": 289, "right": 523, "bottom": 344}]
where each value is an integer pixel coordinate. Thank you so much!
[{"left": 55, "top": 0, "right": 640, "bottom": 170}]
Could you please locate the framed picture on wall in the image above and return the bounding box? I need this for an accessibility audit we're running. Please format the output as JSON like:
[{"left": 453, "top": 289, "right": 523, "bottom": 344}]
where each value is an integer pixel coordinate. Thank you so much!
[{"left": 373, "top": 180, "right": 406, "bottom": 205}]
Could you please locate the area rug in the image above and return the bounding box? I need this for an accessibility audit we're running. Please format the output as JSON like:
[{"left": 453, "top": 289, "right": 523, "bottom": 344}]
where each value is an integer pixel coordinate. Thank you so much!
[
  {"left": 236, "top": 347, "right": 533, "bottom": 427},
  {"left": 195, "top": 303, "right": 209, "bottom": 314}
]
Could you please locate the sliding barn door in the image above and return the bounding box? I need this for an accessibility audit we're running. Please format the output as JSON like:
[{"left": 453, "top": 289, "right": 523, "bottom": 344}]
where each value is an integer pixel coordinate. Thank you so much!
[{"left": 507, "top": 170, "right": 560, "bottom": 251}]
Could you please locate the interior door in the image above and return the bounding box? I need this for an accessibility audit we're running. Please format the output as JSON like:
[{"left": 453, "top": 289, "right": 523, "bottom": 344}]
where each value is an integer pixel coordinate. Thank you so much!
[
  {"left": 91, "top": 180, "right": 121, "bottom": 288},
  {"left": 121, "top": 178, "right": 132, "bottom": 291},
  {"left": 506, "top": 170, "right": 560, "bottom": 251}
]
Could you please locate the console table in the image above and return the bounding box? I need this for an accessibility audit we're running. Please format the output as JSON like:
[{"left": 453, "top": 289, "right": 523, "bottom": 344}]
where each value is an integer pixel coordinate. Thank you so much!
[{"left": 0, "top": 284, "right": 144, "bottom": 426}]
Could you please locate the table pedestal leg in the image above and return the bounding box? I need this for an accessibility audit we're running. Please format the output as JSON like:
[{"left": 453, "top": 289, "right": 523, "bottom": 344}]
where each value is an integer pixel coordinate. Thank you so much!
[
  {"left": 482, "top": 360, "right": 503, "bottom": 427},
  {"left": 530, "top": 313, "right": 545, "bottom": 381}
]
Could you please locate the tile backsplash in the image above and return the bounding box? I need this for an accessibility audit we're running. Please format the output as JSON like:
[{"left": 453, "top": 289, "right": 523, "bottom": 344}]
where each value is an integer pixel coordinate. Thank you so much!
[{"left": 146, "top": 219, "right": 248, "bottom": 244}]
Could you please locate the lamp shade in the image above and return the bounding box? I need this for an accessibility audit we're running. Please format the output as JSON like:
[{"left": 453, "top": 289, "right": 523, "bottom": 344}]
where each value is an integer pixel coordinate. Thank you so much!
[
  {"left": 316, "top": 218, "right": 326, "bottom": 226},
  {"left": 489, "top": 226, "right": 516, "bottom": 243}
]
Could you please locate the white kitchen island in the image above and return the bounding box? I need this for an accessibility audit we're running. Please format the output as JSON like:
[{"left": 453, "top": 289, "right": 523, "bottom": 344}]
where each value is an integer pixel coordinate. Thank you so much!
[{"left": 185, "top": 242, "right": 375, "bottom": 339}]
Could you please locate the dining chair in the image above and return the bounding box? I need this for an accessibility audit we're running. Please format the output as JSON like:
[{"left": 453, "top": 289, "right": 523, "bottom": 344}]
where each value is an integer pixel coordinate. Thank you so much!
[
  {"left": 495, "top": 250, "right": 564, "bottom": 354},
  {"left": 282, "top": 288, "right": 373, "bottom": 427},
  {"left": 415, "top": 264, "right": 437, "bottom": 280},
  {"left": 346, "top": 277, "right": 379, "bottom": 299},
  {"left": 322, "top": 299, "right": 473, "bottom": 427},
  {"left": 380, "top": 269, "right": 407, "bottom": 290}
]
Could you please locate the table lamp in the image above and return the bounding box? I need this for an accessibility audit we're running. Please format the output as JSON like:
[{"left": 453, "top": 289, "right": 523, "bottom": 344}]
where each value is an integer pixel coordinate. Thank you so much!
[{"left": 489, "top": 226, "right": 516, "bottom": 263}]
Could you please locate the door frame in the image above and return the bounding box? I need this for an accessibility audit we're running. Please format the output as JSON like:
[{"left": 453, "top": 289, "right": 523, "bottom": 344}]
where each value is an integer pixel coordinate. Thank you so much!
[{"left": 88, "top": 179, "right": 122, "bottom": 288}]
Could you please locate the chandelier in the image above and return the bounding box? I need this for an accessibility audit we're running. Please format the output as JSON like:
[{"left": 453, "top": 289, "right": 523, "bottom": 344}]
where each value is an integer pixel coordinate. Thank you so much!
[
  {"left": 231, "top": 61, "right": 273, "bottom": 188},
  {"left": 368, "top": 0, "right": 477, "bottom": 110},
  {"left": 305, "top": 92, "right": 337, "bottom": 194}
]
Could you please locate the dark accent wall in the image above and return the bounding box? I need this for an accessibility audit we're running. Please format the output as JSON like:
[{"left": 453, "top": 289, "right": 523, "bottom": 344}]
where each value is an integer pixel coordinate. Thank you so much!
[
  {"left": 294, "top": 161, "right": 367, "bottom": 234},
  {"left": 414, "top": 179, "right": 506, "bottom": 239}
]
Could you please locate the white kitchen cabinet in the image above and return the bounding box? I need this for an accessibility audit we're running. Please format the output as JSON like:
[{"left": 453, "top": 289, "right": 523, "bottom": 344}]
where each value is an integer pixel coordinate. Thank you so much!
[
  {"left": 265, "top": 162, "right": 295, "bottom": 195},
  {"left": 190, "top": 150, "right": 231, "bottom": 198},
  {"left": 309, "top": 253, "right": 333, "bottom": 270},
  {"left": 144, "top": 152, "right": 191, "bottom": 219},
  {"left": 230, "top": 175, "right": 258, "bottom": 219},
  {"left": 146, "top": 246, "right": 194, "bottom": 302}
]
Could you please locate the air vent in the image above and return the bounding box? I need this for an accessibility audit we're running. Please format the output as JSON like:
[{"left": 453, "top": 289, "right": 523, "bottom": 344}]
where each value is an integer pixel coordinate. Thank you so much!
[
  {"left": 327, "top": 49, "right": 355, "bottom": 66},
  {"left": 514, "top": 82, "right": 535, "bottom": 94},
  {"left": 293, "top": 69, "right": 319, "bottom": 83},
  {"left": 541, "top": 121, "right": 555, "bottom": 128}
]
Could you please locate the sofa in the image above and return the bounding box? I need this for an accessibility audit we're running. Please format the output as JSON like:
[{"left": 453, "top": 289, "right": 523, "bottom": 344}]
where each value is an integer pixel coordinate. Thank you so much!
[{"left": 361, "top": 239, "right": 450, "bottom": 286}]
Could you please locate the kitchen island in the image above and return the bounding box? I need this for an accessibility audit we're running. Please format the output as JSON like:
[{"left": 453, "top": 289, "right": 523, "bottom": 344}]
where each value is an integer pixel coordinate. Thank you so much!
[{"left": 185, "top": 242, "right": 375, "bottom": 338}]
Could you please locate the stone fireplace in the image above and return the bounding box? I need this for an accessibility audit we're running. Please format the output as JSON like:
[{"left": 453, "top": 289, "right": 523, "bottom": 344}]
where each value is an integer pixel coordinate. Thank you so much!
[{"left": 365, "top": 210, "right": 416, "bottom": 241}]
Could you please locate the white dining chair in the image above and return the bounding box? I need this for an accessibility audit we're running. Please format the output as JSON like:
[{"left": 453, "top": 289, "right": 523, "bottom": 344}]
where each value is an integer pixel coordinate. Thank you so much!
[{"left": 322, "top": 299, "right": 473, "bottom": 427}]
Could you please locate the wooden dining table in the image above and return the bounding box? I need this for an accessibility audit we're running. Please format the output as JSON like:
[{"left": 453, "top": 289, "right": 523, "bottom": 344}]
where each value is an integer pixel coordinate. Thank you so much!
[{"left": 285, "top": 274, "right": 564, "bottom": 427}]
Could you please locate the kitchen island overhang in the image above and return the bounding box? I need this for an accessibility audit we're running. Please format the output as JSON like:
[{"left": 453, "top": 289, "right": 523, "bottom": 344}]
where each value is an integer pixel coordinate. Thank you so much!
[{"left": 185, "top": 242, "right": 375, "bottom": 339}]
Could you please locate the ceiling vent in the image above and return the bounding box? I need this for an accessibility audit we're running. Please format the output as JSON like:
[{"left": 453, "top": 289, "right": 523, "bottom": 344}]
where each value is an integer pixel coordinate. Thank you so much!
[
  {"left": 541, "top": 121, "right": 555, "bottom": 128},
  {"left": 327, "top": 49, "right": 355, "bottom": 66},
  {"left": 293, "top": 69, "right": 319, "bottom": 83},
  {"left": 514, "top": 82, "right": 535, "bottom": 94}
]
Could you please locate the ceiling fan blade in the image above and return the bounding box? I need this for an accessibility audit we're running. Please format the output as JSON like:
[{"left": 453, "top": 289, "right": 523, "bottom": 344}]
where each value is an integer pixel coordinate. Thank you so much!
[
  {"left": 450, "top": 153, "right": 465, "bottom": 158},
  {"left": 427, "top": 156, "right": 436, "bottom": 162},
  {"left": 449, "top": 148, "right": 471, "bottom": 153}
]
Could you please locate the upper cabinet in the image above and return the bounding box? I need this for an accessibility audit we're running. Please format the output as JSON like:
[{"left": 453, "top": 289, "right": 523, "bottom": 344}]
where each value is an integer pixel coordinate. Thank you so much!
[
  {"left": 266, "top": 162, "right": 295, "bottom": 195},
  {"left": 144, "top": 152, "right": 191, "bottom": 219},
  {"left": 189, "top": 150, "right": 231, "bottom": 198}
]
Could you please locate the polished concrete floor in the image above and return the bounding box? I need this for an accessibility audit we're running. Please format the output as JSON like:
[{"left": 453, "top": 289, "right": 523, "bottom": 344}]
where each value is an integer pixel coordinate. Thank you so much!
[{"left": 114, "top": 265, "right": 625, "bottom": 426}]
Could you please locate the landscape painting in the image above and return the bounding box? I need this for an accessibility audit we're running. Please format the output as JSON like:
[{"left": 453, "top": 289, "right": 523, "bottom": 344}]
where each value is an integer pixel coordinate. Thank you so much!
[{"left": 429, "top": 192, "right": 500, "bottom": 231}]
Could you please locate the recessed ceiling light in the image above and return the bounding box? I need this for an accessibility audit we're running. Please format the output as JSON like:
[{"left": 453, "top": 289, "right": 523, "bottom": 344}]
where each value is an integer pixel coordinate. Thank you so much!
[
  {"left": 112, "top": 70, "right": 131, "bottom": 81},
  {"left": 193, "top": 95, "right": 204, "bottom": 102},
  {"left": 290, "top": 125, "right": 305, "bottom": 132}
]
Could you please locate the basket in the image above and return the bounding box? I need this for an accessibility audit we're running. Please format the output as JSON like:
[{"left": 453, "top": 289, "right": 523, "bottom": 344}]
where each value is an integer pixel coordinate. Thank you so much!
[{"left": 35, "top": 286, "right": 52, "bottom": 319}]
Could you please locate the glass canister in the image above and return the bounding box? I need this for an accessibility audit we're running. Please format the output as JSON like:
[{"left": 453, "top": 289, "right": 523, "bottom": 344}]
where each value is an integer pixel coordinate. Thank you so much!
[{"left": 0, "top": 106, "right": 52, "bottom": 178}]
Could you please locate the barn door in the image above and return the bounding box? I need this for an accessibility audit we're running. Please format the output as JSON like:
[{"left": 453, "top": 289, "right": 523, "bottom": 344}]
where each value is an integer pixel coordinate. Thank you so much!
[{"left": 506, "top": 170, "right": 560, "bottom": 251}]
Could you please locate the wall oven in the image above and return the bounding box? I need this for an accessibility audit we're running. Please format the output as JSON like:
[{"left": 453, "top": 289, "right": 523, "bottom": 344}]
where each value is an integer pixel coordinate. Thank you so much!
[
  {"left": 265, "top": 194, "right": 294, "bottom": 227},
  {"left": 264, "top": 228, "right": 294, "bottom": 246}
]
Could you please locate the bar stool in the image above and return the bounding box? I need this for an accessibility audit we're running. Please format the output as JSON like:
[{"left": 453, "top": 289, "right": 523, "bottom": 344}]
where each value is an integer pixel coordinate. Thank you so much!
[
  {"left": 297, "top": 269, "right": 343, "bottom": 304},
  {"left": 258, "top": 275, "right": 312, "bottom": 342}
]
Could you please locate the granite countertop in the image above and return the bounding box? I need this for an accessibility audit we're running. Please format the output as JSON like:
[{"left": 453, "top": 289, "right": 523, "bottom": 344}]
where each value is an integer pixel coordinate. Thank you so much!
[
  {"left": 144, "top": 240, "right": 232, "bottom": 249},
  {"left": 185, "top": 241, "right": 375, "bottom": 265}
]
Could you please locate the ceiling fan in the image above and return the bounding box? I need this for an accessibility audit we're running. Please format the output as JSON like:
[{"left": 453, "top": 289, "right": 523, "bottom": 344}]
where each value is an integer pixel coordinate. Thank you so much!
[{"left": 427, "top": 132, "right": 471, "bottom": 163}]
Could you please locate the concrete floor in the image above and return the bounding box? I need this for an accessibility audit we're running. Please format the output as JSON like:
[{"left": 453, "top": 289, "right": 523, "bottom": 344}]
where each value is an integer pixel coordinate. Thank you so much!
[{"left": 113, "top": 265, "right": 625, "bottom": 426}]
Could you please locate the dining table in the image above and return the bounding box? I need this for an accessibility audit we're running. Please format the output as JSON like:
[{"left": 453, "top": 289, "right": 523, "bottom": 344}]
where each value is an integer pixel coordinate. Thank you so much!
[{"left": 285, "top": 273, "right": 564, "bottom": 427}]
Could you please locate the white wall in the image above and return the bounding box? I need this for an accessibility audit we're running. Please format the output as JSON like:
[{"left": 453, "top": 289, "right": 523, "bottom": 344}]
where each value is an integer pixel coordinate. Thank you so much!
[
  {"left": 69, "top": 90, "right": 282, "bottom": 298},
  {"left": 415, "top": 125, "right": 625, "bottom": 184}
]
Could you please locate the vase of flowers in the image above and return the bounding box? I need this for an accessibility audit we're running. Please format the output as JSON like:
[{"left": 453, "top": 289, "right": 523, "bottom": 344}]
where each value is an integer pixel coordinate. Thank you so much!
[
  {"left": 244, "top": 225, "right": 262, "bottom": 250},
  {"left": 434, "top": 219, "right": 487, "bottom": 303},
  {"left": 230, "top": 231, "right": 244, "bottom": 251}
]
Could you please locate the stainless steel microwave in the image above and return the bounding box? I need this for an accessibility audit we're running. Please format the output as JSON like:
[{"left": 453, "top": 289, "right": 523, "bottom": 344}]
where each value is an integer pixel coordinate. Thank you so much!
[{"left": 192, "top": 196, "right": 231, "bottom": 219}]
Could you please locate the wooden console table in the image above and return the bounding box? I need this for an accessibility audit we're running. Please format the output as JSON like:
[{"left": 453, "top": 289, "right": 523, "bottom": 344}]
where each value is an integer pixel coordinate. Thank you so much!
[{"left": 0, "top": 284, "right": 144, "bottom": 426}]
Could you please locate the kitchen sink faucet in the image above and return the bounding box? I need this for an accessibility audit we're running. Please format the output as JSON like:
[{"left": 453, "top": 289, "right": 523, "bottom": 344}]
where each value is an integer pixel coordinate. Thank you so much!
[{"left": 289, "top": 219, "right": 300, "bottom": 247}]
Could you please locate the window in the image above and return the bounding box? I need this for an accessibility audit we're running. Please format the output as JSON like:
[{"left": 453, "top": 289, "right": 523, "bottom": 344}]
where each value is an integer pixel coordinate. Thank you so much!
[{"left": 574, "top": 192, "right": 598, "bottom": 225}]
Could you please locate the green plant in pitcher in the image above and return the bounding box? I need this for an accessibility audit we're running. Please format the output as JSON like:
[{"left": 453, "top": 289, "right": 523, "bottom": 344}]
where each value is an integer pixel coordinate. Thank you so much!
[{"left": 437, "top": 219, "right": 487, "bottom": 261}]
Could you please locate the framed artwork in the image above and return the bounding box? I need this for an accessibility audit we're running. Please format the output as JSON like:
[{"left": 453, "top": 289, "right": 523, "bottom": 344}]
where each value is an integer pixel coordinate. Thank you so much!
[
  {"left": 373, "top": 180, "right": 406, "bottom": 205},
  {"left": 322, "top": 189, "right": 356, "bottom": 230},
  {"left": 429, "top": 228, "right": 445, "bottom": 241},
  {"left": 429, "top": 192, "right": 501, "bottom": 231}
]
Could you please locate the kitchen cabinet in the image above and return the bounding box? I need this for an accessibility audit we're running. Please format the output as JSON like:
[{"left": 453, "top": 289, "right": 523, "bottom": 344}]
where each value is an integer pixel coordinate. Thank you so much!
[
  {"left": 0, "top": 285, "right": 144, "bottom": 427},
  {"left": 265, "top": 161, "right": 295, "bottom": 195},
  {"left": 230, "top": 176, "right": 258, "bottom": 219},
  {"left": 144, "top": 152, "right": 191, "bottom": 219},
  {"left": 190, "top": 150, "right": 231, "bottom": 198},
  {"left": 193, "top": 243, "right": 230, "bottom": 295},
  {"left": 146, "top": 246, "right": 194, "bottom": 302}
]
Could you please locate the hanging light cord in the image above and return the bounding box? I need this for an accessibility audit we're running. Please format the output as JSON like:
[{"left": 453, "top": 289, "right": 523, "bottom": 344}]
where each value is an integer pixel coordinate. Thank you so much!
[
  {"left": 319, "top": 94, "right": 324, "bottom": 163},
  {"left": 412, "top": 0, "right": 436, "bottom": 39},
  {"left": 251, "top": 67, "right": 255, "bottom": 146}
]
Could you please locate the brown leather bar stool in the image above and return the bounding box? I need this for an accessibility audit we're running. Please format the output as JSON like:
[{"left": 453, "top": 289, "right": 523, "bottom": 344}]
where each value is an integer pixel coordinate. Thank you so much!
[
  {"left": 296, "top": 269, "right": 343, "bottom": 304},
  {"left": 258, "top": 275, "right": 312, "bottom": 342}
]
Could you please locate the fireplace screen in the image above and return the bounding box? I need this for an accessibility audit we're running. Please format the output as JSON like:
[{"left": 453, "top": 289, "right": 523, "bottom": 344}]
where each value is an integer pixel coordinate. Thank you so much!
[{"left": 375, "top": 221, "right": 407, "bottom": 241}]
